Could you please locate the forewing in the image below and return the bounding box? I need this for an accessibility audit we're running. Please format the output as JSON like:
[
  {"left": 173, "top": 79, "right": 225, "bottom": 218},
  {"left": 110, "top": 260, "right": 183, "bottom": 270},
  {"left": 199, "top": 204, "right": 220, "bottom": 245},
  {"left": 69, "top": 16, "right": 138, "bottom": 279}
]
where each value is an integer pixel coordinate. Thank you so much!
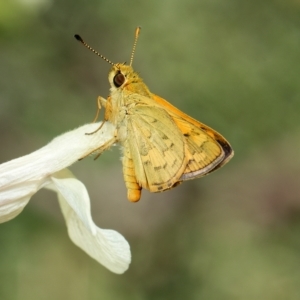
[
  {"left": 172, "top": 116, "right": 224, "bottom": 180},
  {"left": 126, "top": 105, "right": 186, "bottom": 192},
  {"left": 151, "top": 93, "right": 234, "bottom": 178}
]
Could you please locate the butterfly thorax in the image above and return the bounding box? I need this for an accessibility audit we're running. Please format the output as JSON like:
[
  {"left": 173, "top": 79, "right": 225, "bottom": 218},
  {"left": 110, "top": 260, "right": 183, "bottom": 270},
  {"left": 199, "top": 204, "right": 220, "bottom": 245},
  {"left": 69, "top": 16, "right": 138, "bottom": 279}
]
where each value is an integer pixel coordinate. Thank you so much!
[{"left": 106, "top": 64, "right": 152, "bottom": 132}]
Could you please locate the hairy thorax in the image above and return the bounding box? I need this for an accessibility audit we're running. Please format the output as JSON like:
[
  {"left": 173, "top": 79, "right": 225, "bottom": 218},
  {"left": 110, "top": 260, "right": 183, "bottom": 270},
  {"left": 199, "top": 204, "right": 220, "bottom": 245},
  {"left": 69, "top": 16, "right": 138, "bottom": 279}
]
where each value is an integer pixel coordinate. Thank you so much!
[{"left": 106, "top": 64, "right": 152, "bottom": 143}]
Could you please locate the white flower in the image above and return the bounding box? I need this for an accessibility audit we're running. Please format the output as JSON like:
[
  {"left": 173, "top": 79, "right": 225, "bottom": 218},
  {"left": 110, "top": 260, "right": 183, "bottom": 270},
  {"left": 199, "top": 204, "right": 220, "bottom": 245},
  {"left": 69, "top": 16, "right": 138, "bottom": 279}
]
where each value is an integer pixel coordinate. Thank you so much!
[{"left": 0, "top": 122, "right": 131, "bottom": 274}]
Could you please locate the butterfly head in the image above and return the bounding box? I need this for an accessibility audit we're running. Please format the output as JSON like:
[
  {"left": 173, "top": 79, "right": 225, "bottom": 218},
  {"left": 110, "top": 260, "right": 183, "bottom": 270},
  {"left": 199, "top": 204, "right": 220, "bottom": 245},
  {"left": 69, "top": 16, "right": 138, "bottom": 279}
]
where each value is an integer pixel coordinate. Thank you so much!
[
  {"left": 75, "top": 27, "right": 150, "bottom": 95},
  {"left": 108, "top": 63, "right": 151, "bottom": 97},
  {"left": 108, "top": 63, "right": 140, "bottom": 89}
]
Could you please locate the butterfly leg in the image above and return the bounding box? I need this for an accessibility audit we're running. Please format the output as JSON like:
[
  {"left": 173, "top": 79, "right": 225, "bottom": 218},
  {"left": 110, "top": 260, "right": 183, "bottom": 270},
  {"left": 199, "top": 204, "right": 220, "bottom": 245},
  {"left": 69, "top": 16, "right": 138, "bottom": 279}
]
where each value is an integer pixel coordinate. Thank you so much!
[
  {"left": 91, "top": 96, "right": 107, "bottom": 123},
  {"left": 122, "top": 146, "right": 142, "bottom": 202},
  {"left": 86, "top": 96, "right": 111, "bottom": 135},
  {"left": 79, "top": 134, "right": 117, "bottom": 161}
]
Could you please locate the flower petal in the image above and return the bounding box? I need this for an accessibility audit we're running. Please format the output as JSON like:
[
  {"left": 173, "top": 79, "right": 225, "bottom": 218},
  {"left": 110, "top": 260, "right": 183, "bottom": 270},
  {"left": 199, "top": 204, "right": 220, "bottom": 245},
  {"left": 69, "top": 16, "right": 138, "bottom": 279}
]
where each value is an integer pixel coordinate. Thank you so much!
[
  {"left": 49, "top": 170, "right": 96, "bottom": 235},
  {"left": 0, "top": 122, "right": 115, "bottom": 187},
  {"left": 0, "top": 123, "right": 131, "bottom": 273},
  {"left": 0, "top": 180, "right": 47, "bottom": 223},
  {"left": 0, "top": 195, "right": 30, "bottom": 223},
  {"left": 48, "top": 170, "right": 131, "bottom": 274},
  {"left": 0, "top": 122, "right": 115, "bottom": 222}
]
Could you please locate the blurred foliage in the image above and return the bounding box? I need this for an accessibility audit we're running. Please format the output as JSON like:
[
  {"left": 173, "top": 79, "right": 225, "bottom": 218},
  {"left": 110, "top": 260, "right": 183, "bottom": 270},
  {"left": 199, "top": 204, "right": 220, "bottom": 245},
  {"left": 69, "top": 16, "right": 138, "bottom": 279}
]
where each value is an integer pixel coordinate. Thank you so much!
[{"left": 1, "top": 0, "right": 300, "bottom": 299}]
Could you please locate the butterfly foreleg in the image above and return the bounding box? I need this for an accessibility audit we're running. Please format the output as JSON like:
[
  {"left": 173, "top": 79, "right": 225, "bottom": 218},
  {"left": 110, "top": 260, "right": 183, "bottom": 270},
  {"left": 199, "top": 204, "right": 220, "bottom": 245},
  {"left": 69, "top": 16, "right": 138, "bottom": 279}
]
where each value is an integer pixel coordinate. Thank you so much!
[
  {"left": 90, "top": 96, "right": 107, "bottom": 123},
  {"left": 86, "top": 96, "right": 112, "bottom": 135}
]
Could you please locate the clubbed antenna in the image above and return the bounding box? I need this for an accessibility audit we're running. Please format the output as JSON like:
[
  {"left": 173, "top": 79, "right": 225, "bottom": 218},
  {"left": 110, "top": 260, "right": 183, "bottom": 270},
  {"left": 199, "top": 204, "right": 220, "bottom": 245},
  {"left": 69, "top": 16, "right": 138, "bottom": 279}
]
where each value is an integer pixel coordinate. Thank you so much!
[
  {"left": 130, "top": 27, "right": 141, "bottom": 66},
  {"left": 74, "top": 34, "right": 115, "bottom": 66}
]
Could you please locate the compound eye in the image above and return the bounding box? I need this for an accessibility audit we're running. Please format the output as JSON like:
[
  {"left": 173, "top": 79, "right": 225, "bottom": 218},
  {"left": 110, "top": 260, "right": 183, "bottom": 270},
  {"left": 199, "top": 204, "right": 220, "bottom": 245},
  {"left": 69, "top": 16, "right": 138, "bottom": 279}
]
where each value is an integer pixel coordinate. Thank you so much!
[{"left": 113, "top": 72, "right": 125, "bottom": 87}]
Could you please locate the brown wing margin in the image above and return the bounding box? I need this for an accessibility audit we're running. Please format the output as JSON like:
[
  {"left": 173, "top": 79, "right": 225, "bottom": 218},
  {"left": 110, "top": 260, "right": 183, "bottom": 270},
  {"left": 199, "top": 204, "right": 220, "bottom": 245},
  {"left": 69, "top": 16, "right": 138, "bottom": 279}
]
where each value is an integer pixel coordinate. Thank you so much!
[{"left": 210, "top": 136, "right": 234, "bottom": 171}]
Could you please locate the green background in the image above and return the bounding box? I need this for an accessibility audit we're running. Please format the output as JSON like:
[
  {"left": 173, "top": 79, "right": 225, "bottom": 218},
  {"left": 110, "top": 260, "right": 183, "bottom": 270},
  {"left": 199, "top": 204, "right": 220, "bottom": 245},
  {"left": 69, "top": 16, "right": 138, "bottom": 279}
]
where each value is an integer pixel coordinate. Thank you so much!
[{"left": 1, "top": 0, "right": 300, "bottom": 299}]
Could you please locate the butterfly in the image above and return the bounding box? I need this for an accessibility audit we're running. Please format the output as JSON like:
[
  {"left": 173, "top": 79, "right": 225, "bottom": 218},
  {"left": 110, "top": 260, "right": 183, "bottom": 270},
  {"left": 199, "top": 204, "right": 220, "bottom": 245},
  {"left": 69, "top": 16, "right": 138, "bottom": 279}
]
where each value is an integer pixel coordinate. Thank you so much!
[{"left": 75, "top": 27, "right": 234, "bottom": 202}]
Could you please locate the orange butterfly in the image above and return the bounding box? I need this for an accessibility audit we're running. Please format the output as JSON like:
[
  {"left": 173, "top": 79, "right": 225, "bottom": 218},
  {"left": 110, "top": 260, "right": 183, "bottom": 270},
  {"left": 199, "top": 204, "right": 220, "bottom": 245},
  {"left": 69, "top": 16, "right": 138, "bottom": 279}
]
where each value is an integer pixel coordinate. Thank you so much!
[{"left": 75, "top": 27, "right": 234, "bottom": 202}]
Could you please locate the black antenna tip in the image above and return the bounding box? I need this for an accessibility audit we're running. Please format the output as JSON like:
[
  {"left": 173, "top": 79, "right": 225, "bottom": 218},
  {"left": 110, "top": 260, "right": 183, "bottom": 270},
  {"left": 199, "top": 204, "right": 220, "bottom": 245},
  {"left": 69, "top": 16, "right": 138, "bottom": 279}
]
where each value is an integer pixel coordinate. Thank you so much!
[{"left": 74, "top": 34, "right": 83, "bottom": 43}]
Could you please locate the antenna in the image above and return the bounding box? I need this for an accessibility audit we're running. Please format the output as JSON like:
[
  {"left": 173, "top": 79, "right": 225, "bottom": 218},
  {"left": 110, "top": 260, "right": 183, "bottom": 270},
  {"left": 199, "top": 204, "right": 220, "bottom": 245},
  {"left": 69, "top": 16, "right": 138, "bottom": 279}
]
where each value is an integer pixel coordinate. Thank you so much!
[
  {"left": 74, "top": 34, "right": 115, "bottom": 66},
  {"left": 130, "top": 26, "right": 141, "bottom": 66}
]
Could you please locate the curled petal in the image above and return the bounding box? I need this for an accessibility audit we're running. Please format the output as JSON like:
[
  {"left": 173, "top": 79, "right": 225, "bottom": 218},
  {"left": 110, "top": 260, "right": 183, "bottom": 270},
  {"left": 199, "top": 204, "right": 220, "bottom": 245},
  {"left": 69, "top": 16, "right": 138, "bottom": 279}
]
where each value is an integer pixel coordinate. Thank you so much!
[{"left": 48, "top": 171, "right": 131, "bottom": 274}]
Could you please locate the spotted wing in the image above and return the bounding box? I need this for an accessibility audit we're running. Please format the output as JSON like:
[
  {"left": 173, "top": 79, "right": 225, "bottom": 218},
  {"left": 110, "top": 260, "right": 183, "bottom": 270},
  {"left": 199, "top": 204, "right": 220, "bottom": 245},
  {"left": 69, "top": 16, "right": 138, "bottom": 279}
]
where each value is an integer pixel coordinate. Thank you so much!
[
  {"left": 125, "top": 105, "right": 187, "bottom": 192},
  {"left": 151, "top": 93, "right": 234, "bottom": 179}
]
